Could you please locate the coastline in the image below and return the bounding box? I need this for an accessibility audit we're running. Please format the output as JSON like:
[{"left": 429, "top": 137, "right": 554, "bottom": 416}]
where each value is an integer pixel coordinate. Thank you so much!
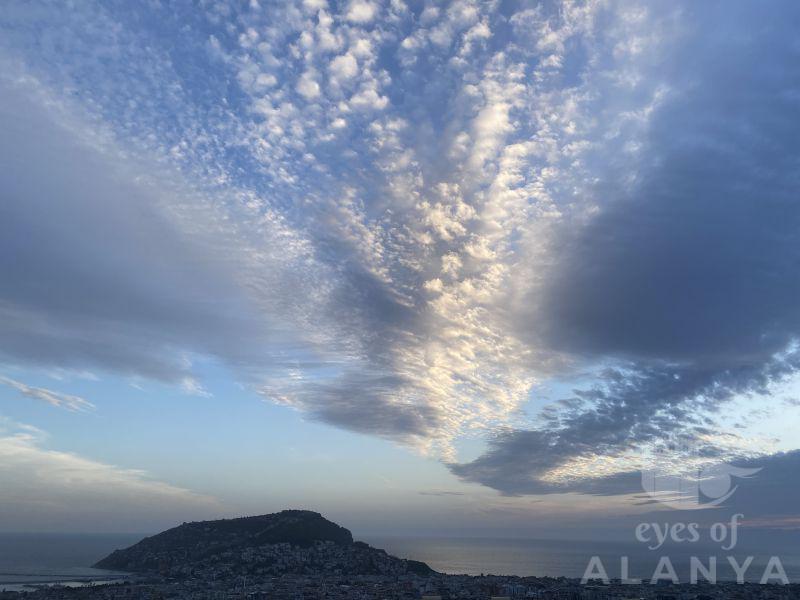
[{"left": 0, "top": 570, "right": 131, "bottom": 593}]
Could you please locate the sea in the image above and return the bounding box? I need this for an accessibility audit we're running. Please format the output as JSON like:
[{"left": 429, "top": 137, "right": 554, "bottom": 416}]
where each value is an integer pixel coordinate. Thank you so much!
[
  {"left": 0, "top": 533, "right": 139, "bottom": 592},
  {"left": 2, "top": 533, "right": 800, "bottom": 591},
  {"left": 365, "top": 535, "right": 800, "bottom": 583}
]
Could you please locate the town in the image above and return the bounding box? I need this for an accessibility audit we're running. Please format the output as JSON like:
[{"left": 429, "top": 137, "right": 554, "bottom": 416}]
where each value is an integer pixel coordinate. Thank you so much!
[
  {"left": 4, "top": 513, "right": 796, "bottom": 600},
  {"left": 1, "top": 572, "right": 798, "bottom": 600}
]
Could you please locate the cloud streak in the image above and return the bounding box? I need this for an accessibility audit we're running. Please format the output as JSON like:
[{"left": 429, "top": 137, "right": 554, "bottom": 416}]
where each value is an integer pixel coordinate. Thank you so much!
[{"left": 0, "top": 376, "right": 95, "bottom": 412}]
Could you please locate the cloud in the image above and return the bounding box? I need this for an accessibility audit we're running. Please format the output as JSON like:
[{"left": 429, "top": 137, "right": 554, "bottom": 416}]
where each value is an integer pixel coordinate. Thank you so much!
[
  {"left": 450, "top": 0, "right": 800, "bottom": 495},
  {"left": 180, "top": 376, "right": 213, "bottom": 398},
  {"left": 1, "top": 0, "right": 800, "bottom": 503},
  {"left": 0, "top": 418, "right": 220, "bottom": 532},
  {"left": 418, "top": 490, "right": 465, "bottom": 497},
  {"left": 536, "top": 14, "right": 800, "bottom": 369},
  {"left": 0, "top": 375, "right": 95, "bottom": 412},
  {"left": 329, "top": 53, "right": 358, "bottom": 82},
  {"left": 296, "top": 69, "right": 321, "bottom": 99},
  {"left": 0, "top": 1, "right": 550, "bottom": 454},
  {"left": 451, "top": 348, "right": 800, "bottom": 495},
  {"left": 346, "top": 0, "right": 377, "bottom": 24},
  {"left": 0, "top": 76, "right": 280, "bottom": 383}
]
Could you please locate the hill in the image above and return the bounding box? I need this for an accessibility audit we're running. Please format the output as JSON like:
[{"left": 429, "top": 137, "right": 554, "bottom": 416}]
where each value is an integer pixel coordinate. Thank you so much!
[{"left": 94, "top": 510, "right": 433, "bottom": 578}]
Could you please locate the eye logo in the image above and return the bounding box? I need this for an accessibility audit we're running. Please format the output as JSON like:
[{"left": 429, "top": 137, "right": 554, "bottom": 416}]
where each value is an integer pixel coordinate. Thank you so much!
[{"left": 640, "top": 440, "right": 760, "bottom": 510}]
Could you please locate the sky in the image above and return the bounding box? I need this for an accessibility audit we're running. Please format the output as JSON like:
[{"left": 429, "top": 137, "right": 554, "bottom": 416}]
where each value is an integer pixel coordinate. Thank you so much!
[{"left": 1, "top": 0, "right": 800, "bottom": 540}]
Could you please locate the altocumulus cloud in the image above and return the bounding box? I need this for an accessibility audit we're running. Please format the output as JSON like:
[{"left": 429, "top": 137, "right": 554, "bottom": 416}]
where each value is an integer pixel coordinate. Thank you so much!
[
  {"left": 453, "top": 0, "right": 800, "bottom": 494},
  {"left": 1, "top": 0, "right": 800, "bottom": 496}
]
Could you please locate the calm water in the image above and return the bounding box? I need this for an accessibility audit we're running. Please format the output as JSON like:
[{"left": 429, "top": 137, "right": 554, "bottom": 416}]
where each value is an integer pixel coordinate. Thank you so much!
[
  {"left": 0, "top": 533, "right": 140, "bottom": 591},
  {"left": 365, "top": 536, "right": 800, "bottom": 583},
  {"left": 2, "top": 532, "right": 799, "bottom": 589}
]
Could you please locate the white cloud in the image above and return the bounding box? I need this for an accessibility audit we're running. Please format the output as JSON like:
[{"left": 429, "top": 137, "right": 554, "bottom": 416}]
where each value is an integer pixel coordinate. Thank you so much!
[
  {"left": 296, "top": 70, "right": 321, "bottom": 99},
  {"left": 302, "top": 0, "right": 327, "bottom": 11},
  {"left": 0, "top": 0, "right": 734, "bottom": 476},
  {"left": 346, "top": 0, "right": 377, "bottom": 23},
  {"left": 349, "top": 85, "right": 388, "bottom": 110},
  {"left": 0, "top": 418, "right": 220, "bottom": 531},
  {"left": 180, "top": 377, "right": 213, "bottom": 398},
  {"left": 329, "top": 52, "right": 358, "bottom": 82},
  {"left": 420, "top": 6, "right": 439, "bottom": 24},
  {"left": 255, "top": 72, "right": 277, "bottom": 87},
  {"left": 0, "top": 375, "right": 95, "bottom": 412}
]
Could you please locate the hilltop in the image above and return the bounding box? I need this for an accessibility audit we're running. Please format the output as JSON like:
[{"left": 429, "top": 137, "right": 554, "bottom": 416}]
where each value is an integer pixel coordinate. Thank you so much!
[{"left": 94, "top": 510, "right": 433, "bottom": 578}]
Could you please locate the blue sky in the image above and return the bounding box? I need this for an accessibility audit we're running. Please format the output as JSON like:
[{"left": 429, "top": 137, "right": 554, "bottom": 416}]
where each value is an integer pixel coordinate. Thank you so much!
[{"left": 1, "top": 0, "right": 800, "bottom": 537}]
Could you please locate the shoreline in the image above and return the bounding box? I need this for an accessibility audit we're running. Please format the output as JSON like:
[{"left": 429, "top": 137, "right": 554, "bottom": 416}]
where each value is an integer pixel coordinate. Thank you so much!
[{"left": 0, "top": 572, "right": 131, "bottom": 593}]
